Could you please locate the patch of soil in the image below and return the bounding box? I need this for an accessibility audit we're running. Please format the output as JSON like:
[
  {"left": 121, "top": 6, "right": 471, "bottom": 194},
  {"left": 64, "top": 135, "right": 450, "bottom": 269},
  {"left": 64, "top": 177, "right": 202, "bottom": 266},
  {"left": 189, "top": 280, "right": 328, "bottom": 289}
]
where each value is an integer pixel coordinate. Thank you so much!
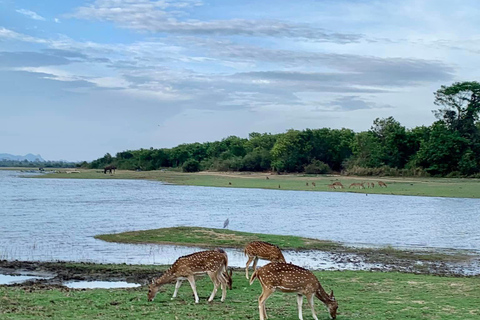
[{"left": 0, "top": 260, "right": 161, "bottom": 288}]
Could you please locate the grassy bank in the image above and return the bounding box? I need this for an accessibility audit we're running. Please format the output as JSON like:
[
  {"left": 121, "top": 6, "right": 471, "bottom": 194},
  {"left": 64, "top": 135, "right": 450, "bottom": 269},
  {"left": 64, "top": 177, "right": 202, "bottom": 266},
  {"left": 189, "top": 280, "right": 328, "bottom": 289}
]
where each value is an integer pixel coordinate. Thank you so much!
[
  {"left": 95, "top": 226, "right": 341, "bottom": 251},
  {"left": 21, "top": 168, "right": 480, "bottom": 198},
  {"left": 1, "top": 269, "right": 479, "bottom": 319},
  {"left": 95, "top": 227, "right": 471, "bottom": 264}
]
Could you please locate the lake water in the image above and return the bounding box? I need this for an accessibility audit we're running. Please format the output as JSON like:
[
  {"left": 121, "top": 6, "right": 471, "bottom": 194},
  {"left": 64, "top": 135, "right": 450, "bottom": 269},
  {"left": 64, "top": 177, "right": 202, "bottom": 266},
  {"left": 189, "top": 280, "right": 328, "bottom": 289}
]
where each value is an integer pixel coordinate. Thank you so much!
[{"left": 1, "top": 170, "right": 480, "bottom": 268}]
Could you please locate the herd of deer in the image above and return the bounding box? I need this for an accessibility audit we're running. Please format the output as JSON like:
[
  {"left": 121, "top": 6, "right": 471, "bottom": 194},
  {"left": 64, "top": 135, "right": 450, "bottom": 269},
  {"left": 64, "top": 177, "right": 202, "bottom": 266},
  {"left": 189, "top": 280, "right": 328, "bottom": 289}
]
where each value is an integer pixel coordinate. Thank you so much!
[
  {"left": 328, "top": 180, "right": 387, "bottom": 190},
  {"left": 147, "top": 241, "right": 338, "bottom": 320}
]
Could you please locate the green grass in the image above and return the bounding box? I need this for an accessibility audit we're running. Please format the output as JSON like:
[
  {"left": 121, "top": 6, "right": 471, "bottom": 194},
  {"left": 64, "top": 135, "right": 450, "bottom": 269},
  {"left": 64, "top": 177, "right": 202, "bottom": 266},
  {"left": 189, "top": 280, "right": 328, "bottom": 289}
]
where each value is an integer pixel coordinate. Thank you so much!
[
  {"left": 95, "top": 226, "right": 341, "bottom": 251},
  {"left": 95, "top": 227, "right": 471, "bottom": 264},
  {"left": 21, "top": 168, "right": 480, "bottom": 198},
  {"left": 1, "top": 270, "right": 479, "bottom": 319}
]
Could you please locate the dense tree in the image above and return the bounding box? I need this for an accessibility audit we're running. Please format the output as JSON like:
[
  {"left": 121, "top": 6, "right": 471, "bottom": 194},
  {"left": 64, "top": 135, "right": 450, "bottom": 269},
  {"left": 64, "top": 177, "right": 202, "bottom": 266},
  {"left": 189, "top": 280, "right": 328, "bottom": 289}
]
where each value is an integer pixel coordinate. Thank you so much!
[
  {"left": 84, "top": 82, "right": 480, "bottom": 177},
  {"left": 434, "top": 81, "right": 480, "bottom": 140}
]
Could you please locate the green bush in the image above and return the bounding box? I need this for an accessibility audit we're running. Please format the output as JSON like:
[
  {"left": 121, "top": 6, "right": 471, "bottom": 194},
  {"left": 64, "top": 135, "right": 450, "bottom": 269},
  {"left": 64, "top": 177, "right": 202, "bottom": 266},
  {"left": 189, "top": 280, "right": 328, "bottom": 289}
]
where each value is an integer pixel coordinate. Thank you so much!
[
  {"left": 304, "top": 160, "right": 331, "bottom": 174},
  {"left": 182, "top": 159, "right": 200, "bottom": 172}
]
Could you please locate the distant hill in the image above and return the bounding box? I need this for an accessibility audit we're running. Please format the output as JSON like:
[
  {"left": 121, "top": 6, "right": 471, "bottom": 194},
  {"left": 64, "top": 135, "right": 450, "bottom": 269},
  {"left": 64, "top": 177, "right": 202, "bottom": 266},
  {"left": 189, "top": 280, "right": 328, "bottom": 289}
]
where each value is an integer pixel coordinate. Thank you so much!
[{"left": 0, "top": 153, "right": 45, "bottom": 162}]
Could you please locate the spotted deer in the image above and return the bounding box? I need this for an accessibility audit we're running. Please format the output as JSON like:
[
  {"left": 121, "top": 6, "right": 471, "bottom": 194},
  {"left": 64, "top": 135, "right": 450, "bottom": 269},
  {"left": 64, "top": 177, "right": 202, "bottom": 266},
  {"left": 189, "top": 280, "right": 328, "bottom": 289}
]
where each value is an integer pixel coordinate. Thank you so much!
[
  {"left": 349, "top": 182, "right": 364, "bottom": 189},
  {"left": 250, "top": 262, "right": 338, "bottom": 320},
  {"left": 244, "top": 241, "right": 286, "bottom": 279},
  {"left": 332, "top": 181, "right": 344, "bottom": 189},
  {"left": 147, "top": 249, "right": 233, "bottom": 303}
]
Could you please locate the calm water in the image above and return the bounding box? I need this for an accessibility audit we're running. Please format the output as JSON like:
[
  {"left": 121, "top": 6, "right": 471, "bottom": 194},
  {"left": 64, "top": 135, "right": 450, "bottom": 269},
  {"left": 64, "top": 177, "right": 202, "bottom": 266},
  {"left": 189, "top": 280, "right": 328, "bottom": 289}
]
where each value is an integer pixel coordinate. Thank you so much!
[{"left": 1, "top": 170, "right": 480, "bottom": 268}]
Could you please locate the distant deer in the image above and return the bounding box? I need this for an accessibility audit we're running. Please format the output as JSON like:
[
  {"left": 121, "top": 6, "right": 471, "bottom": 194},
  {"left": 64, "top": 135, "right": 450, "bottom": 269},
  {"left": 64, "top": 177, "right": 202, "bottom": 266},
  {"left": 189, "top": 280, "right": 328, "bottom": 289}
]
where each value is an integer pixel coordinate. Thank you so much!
[
  {"left": 378, "top": 181, "right": 387, "bottom": 187},
  {"left": 228, "top": 182, "right": 232, "bottom": 185},
  {"left": 250, "top": 262, "right": 338, "bottom": 320},
  {"left": 147, "top": 250, "right": 233, "bottom": 303},
  {"left": 312, "top": 182, "right": 316, "bottom": 187},
  {"left": 244, "top": 241, "right": 286, "bottom": 279},
  {"left": 328, "top": 184, "right": 336, "bottom": 190},
  {"left": 371, "top": 182, "right": 375, "bottom": 188},
  {"left": 306, "top": 182, "right": 309, "bottom": 186},
  {"left": 266, "top": 176, "right": 269, "bottom": 180},
  {"left": 278, "top": 184, "right": 281, "bottom": 188},
  {"left": 332, "top": 182, "right": 344, "bottom": 189},
  {"left": 349, "top": 183, "right": 364, "bottom": 189}
]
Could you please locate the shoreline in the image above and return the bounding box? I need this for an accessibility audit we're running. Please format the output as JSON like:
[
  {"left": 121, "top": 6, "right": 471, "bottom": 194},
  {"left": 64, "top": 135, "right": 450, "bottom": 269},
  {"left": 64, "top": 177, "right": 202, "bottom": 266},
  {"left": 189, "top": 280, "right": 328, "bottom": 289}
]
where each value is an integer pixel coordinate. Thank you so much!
[
  {"left": 7, "top": 167, "right": 480, "bottom": 199},
  {"left": 94, "top": 227, "right": 479, "bottom": 276}
]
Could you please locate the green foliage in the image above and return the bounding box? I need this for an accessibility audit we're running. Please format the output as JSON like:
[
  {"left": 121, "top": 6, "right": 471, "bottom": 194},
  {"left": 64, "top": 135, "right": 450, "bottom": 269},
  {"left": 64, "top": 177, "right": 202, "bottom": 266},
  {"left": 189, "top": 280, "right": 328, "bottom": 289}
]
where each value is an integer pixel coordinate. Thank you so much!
[
  {"left": 304, "top": 159, "right": 331, "bottom": 174},
  {"left": 182, "top": 159, "right": 200, "bottom": 172},
  {"left": 83, "top": 82, "right": 480, "bottom": 177}
]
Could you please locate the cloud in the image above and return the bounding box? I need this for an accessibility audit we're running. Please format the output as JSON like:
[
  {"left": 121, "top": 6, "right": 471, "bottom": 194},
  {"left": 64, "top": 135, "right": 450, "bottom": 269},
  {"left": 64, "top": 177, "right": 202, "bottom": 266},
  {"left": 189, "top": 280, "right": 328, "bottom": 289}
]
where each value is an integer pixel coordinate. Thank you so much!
[
  {"left": 324, "top": 96, "right": 393, "bottom": 112},
  {"left": 67, "top": 0, "right": 362, "bottom": 42},
  {"left": 16, "top": 9, "right": 46, "bottom": 21},
  {"left": 0, "top": 51, "right": 71, "bottom": 67}
]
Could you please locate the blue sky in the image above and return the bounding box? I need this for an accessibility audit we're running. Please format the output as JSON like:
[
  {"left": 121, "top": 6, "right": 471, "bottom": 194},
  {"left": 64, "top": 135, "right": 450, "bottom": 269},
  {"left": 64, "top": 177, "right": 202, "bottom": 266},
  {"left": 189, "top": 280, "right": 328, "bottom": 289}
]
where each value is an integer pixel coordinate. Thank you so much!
[{"left": 1, "top": 0, "right": 479, "bottom": 161}]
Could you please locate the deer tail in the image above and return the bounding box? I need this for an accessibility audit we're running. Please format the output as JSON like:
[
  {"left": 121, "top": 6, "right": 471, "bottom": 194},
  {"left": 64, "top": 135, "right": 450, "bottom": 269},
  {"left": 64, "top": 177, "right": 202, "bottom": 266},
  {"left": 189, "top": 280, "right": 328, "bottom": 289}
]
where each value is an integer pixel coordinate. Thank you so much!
[{"left": 249, "top": 269, "right": 258, "bottom": 285}]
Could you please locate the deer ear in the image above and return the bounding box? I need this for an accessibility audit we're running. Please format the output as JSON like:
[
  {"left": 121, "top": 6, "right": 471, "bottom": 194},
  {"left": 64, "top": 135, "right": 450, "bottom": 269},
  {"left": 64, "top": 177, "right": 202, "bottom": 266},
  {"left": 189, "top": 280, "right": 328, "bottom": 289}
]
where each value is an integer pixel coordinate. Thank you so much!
[
  {"left": 150, "top": 279, "right": 155, "bottom": 284},
  {"left": 330, "top": 290, "right": 335, "bottom": 300}
]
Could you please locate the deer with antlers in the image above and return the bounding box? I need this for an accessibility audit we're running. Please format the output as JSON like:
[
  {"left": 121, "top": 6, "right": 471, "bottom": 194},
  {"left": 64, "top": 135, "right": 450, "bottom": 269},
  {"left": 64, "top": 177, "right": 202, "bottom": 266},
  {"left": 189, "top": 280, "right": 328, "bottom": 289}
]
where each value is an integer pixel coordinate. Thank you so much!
[
  {"left": 244, "top": 241, "right": 286, "bottom": 279},
  {"left": 147, "top": 249, "right": 232, "bottom": 303},
  {"left": 250, "top": 262, "right": 338, "bottom": 320}
]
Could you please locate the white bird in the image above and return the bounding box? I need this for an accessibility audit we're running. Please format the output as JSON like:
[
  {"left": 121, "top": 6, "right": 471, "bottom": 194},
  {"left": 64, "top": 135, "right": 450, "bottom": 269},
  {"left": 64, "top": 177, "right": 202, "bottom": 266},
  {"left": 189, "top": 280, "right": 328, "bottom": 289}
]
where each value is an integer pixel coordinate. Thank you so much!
[{"left": 223, "top": 218, "right": 229, "bottom": 229}]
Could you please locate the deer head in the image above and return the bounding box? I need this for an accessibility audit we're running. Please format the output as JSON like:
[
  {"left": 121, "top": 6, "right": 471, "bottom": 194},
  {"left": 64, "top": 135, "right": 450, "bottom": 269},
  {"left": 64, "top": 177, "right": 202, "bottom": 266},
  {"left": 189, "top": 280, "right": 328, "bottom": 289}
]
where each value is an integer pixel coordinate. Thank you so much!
[{"left": 326, "top": 290, "right": 338, "bottom": 319}]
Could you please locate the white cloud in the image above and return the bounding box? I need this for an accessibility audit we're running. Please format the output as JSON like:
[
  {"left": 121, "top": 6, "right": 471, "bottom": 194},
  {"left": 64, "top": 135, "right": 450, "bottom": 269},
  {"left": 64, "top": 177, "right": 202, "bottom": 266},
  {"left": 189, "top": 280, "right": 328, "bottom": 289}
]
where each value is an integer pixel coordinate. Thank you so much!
[
  {"left": 16, "top": 9, "right": 46, "bottom": 21},
  {"left": 67, "top": 0, "right": 361, "bottom": 42}
]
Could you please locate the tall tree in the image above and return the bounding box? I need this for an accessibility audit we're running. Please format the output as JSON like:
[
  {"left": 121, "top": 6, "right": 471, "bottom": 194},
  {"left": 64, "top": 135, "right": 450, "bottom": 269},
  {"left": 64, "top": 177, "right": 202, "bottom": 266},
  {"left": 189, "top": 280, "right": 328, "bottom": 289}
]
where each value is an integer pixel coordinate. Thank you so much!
[{"left": 433, "top": 81, "right": 480, "bottom": 140}]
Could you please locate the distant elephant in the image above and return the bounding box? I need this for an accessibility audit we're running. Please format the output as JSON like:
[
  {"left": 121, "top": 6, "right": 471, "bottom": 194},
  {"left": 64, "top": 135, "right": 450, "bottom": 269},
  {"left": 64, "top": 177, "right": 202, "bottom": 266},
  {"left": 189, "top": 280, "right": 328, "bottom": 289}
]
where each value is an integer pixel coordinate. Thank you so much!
[{"left": 104, "top": 165, "right": 117, "bottom": 174}]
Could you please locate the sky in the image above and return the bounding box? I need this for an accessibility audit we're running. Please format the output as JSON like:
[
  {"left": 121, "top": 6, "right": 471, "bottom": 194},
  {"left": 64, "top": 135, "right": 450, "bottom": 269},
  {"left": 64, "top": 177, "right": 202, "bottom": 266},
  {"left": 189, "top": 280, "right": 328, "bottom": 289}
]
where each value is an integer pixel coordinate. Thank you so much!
[{"left": 0, "top": 0, "right": 479, "bottom": 161}]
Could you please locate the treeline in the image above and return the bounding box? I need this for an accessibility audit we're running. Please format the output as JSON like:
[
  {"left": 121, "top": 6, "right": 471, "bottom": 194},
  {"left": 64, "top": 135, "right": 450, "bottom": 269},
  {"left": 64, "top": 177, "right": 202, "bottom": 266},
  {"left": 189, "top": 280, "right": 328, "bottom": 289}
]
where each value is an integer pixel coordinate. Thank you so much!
[
  {"left": 0, "top": 159, "right": 76, "bottom": 168},
  {"left": 85, "top": 82, "right": 480, "bottom": 177}
]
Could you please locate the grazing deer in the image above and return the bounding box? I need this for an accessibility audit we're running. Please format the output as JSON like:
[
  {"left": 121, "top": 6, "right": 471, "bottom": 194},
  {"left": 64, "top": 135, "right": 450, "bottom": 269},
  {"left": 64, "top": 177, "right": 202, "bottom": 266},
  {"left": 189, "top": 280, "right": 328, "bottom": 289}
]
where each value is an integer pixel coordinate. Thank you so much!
[
  {"left": 349, "top": 183, "right": 364, "bottom": 189},
  {"left": 147, "top": 250, "right": 233, "bottom": 303},
  {"left": 312, "top": 182, "right": 316, "bottom": 187},
  {"left": 332, "top": 182, "right": 344, "bottom": 189},
  {"left": 378, "top": 181, "right": 387, "bottom": 187},
  {"left": 250, "top": 262, "right": 338, "bottom": 320},
  {"left": 244, "top": 241, "right": 286, "bottom": 279},
  {"left": 371, "top": 182, "right": 375, "bottom": 188}
]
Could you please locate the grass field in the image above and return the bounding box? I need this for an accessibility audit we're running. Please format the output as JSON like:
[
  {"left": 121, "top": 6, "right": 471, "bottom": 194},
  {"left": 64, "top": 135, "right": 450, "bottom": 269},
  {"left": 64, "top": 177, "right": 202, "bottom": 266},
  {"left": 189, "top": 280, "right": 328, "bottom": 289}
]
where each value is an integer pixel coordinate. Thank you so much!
[
  {"left": 2, "top": 269, "right": 479, "bottom": 319},
  {"left": 23, "top": 168, "right": 480, "bottom": 198}
]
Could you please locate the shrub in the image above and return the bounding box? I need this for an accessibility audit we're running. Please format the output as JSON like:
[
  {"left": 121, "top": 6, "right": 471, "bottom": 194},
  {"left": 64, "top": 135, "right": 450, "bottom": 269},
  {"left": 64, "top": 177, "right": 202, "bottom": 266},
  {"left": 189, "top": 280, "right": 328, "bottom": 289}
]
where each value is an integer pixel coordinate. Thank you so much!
[
  {"left": 182, "top": 159, "right": 200, "bottom": 172},
  {"left": 304, "top": 160, "right": 331, "bottom": 174}
]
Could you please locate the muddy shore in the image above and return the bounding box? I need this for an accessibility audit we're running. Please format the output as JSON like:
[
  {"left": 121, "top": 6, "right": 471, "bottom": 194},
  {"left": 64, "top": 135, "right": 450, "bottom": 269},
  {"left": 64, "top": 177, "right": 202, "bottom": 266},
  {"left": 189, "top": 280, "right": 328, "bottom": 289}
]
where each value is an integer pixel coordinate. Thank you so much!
[{"left": 1, "top": 246, "right": 479, "bottom": 290}]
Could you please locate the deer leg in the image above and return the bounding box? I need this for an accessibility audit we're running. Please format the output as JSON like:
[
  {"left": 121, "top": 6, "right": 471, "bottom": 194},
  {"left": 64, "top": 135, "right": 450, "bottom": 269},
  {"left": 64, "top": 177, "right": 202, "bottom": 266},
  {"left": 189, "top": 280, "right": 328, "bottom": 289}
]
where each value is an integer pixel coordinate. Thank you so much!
[
  {"left": 252, "top": 257, "right": 259, "bottom": 271},
  {"left": 207, "top": 272, "right": 219, "bottom": 302},
  {"left": 245, "top": 256, "right": 254, "bottom": 279},
  {"left": 220, "top": 280, "right": 227, "bottom": 302},
  {"left": 171, "top": 279, "right": 183, "bottom": 299},
  {"left": 306, "top": 293, "right": 319, "bottom": 320},
  {"left": 187, "top": 275, "right": 199, "bottom": 303},
  {"left": 297, "top": 294, "right": 304, "bottom": 320},
  {"left": 259, "top": 288, "right": 274, "bottom": 320}
]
